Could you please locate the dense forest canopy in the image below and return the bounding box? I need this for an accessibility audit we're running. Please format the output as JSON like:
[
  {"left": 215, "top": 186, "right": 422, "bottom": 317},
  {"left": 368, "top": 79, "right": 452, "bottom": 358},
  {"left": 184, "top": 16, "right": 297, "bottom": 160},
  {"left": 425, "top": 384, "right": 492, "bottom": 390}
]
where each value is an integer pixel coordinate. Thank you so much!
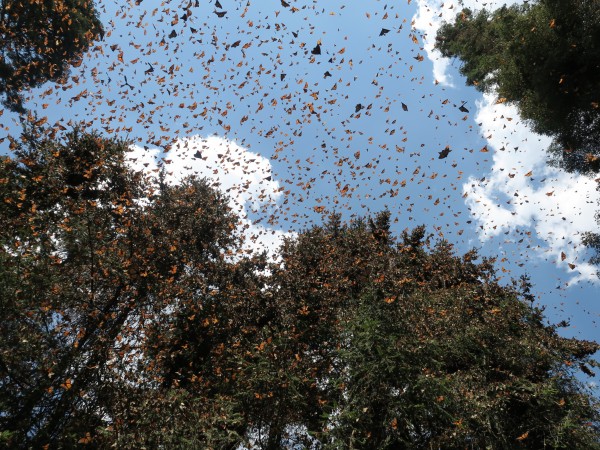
[{"left": 1, "top": 131, "right": 598, "bottom": 448}]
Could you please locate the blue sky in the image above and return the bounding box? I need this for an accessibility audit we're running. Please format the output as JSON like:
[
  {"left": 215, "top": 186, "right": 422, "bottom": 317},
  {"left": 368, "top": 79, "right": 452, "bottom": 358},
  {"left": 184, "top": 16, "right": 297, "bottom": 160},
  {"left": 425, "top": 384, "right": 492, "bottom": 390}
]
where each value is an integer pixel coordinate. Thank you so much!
[{"left": 2, "top": 0, "right": 598, "bottom": 346}]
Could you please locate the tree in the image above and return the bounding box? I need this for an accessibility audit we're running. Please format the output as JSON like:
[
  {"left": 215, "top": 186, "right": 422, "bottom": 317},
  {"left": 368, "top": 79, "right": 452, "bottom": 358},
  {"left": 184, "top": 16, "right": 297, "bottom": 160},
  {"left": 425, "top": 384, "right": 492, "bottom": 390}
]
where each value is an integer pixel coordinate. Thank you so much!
[
  {"left": 232, "top": 213, "right": 393, "bottom": 449},
  {"left": 435, "top": 0, "right": 600, "bottom": 175},
  {"left": 218, "top": 214, "right": 600, "bottom": 449},
  {"left": 0, "top": 128, "right": 256, "bottom": 448},
  {"left": 0, "top": 128, "right": 147, "bottom": 447},
  {"left": 2, "top": 130, "right": 598, "bottom": 448},
  {"left": 110, "top": 180, "right": 271, "bottom": 449},
  {"left": 264, "top": 218, "right": 600, "bottom": 449},
  {"left": 323, "top": 250, "right": 600, "bottom": 449},
  {"left": 0, "top": 0, "right": 103, "bottom": 112}
]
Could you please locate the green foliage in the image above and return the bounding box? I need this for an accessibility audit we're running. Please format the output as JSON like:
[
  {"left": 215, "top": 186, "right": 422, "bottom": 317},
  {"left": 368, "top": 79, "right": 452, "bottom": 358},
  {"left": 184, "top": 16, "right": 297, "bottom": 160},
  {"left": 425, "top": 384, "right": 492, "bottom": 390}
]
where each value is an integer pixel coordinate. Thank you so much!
[
  {"left": 0, "top": 129, "right": 147, "bottom": 447},
  {"left": 95, "top": 389, "right": 246, "bottom": 449},
  {"left": 435, "top": 0, "right": 600, "bottom": 175},
  {"left": 229, "top": 215, "right": 600, "bottom": 449},
  {"left": 0, "top": 129, "right": 253, "bottom": 447},
  {"left": 325, "top": 278, "right": 600, "bottom": 449},
  {"left": 0, "top": 0, "right": 103, "bottom": 112},
  {"left": 1, "top": 133, "right": 598, "bottom": 448}
]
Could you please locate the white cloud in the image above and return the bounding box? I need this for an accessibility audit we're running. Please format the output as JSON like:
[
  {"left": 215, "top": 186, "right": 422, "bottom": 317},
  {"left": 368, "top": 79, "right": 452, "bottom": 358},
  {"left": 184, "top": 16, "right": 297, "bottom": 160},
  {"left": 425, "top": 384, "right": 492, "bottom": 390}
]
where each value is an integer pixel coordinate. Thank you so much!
[
  {"left": 412, "top": 1, "right": 457, "bottom": 86},
  {"left": 127, "top": 135, "right": 293, "bottom": 259},
  {"left": 414, "top": 1, "right": 600, "bottom": 283},
  {"left": 463, "top": 94, "right": 600, "bottom": 283}
]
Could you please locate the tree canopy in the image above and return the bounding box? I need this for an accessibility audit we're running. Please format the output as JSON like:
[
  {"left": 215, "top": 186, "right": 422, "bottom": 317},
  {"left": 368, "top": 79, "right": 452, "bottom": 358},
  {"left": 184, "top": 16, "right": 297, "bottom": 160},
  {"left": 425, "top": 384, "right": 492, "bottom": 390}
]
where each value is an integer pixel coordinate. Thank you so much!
[
  {"left": 435, "top": 0, "right": 600, "bottom": 175},
  {"left": 1, "top": 133, "right": 598, "bottom": 448},
  {"left": 0, "top": 0, "right": 103, "bottom": 112},
  {"left": 0, "top": 129, "right": 258, "bottom": 447}
]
